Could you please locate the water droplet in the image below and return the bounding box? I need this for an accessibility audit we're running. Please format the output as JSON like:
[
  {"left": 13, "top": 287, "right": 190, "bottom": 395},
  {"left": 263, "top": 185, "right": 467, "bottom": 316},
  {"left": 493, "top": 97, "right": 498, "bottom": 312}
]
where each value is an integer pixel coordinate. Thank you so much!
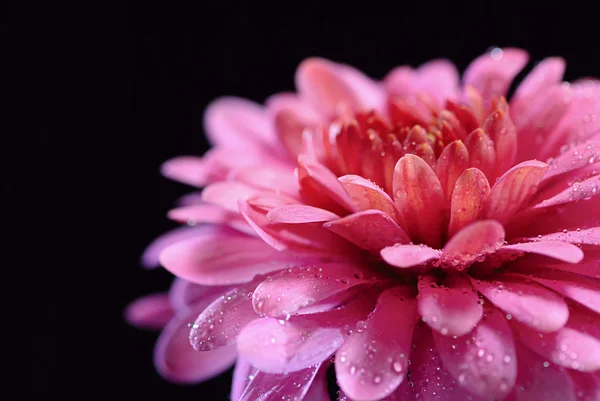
[
  {"left": 392, "top": 361, "right": 403, "bottom": 373},
  {"left": 490, "top": 47, "right": 503, "bottom": 60}
]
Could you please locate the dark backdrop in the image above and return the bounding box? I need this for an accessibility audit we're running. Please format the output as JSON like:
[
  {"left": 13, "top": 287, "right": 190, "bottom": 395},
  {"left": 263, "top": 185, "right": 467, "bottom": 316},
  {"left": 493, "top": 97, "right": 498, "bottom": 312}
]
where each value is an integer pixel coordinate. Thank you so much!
[{"left": 9, "top": 2, "right": 600, "bottom": 400}]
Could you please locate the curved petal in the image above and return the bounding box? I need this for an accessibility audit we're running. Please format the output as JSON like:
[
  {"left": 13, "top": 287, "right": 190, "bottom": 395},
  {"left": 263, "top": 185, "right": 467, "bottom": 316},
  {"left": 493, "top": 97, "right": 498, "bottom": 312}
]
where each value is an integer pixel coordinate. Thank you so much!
[
  {"left": 502, "top": 241, "right": 584, "bottom": 263},
  {"left": 298, "top": 155, "right": 355, "bottom": 213},
  {"left": 335, "top": 286, "right": 418, "bottom": 401},
  {"left": 324, "top": 210, "right": 410, "bottom": 253},
  {"left": 231, "top": 356, "right": 257, "bottom": 401},
  {"left": 204, "top": 97, "right": 274, "bottom": 148},
  {"left": 201, "top": 181, "right": 261, "bottom": 212},
  {"left": 168, "top": 279, "right": 232, "bottom": 311},
  {"left": 464, "top": 129, "right": 496, "bottom": 180},
  {"left": 436, "top": 140, "right": 469, "bottom": 200},
  {"left": 154, "top": 306, "right": 238, "bottom": 383},
  {"left": 338, "top": 174, "right": 402, "bottom": 224},
  {"left": 433, "top": 304, "right": 517, "bottom": 400},
  {"left": 167, "top": 204, "right": 254, "bottom": 235},
  {"left": 252, "top": 263, "right": 380, "bottom": 317},
  {"left": 230, "top": 166, "right": 300, "bottom": 196},
  {"left": 442, "top": 220, "right": 505, "bottom": 269},
  {"left": 487, "top": 160, "right": 548, "bottom": 223},
  {"left": 159, "top": 230, "right": 306, "bottom": 285},
  {"left": 463, "top": 47, "right": 529, "bottom": 106},
  {"left": 532, "top": 173, "right": 600, "bottom": 209},
  {"left": 418, "top": 275, "right": 483, "bottom": 337},
  {"left": 471, "top": 275, "right": 569, "bottom": 332},
  {"left": 543, "top": 141, "right": 599, "bottom": 181},
  {"left": 125, "top": 293, "right": 173, "bottom": 330},
  {"left": 190, "top": 280, "right": 260, "bottom": 351},
  {"left": 380, "top": 244, "right": 440, "bottom": 268},
  {"left": 448, "top": 168, "right": 491, "bottom": 237},
  {"left": 393, "top": 154, "right": 446, "bottom": 248},
  {"left": 267, "top": 205, "right": 339, "bottom": 224}
]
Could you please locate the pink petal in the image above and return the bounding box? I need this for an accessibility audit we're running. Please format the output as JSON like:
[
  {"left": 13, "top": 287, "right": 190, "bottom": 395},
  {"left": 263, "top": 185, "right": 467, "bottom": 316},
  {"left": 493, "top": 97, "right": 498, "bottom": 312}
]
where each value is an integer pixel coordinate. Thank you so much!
[
  {"left": 544, "top": 141, "right": 599, "bottom": 181},
  {"left": 160, "top": 156, "right": 218, "bottom": 187},
  {"left": 408, "top": 324, "right": 486, "bottom": 401},
  {"left": 514, "top": 85, "right": 573, "bottom": 162},
  {"left": 252, "top": 263, "right": 381, "bottom": 317},
  {"left": 393, "top": 154, "right": 446, "bottom": 248},
  {"left": 471, "top": 275, "right": 569, "bottom": 332},
  {"left": 513, "top": 306, "right": 600, "bottom": 372},
  {"left": 464, "top": 129, "right": 496, "bottom": 180},
  {"left": 415, "top": 59, "right": 460, "bottom": 105},
  {"left": 483, "top": 101, "right": 518, "bottom": 177},
  {"left": 524, "top": 269, "right": 600, "bottom": 314},
  {"left": 511, "top": 57, "right": 566, "bottom": 118},
  {"left": 531, "top": 227, "right": 600, "bottom": 246},
  {"left": 487, "top": 160, "right": 548, "bottom": 223},
  {"left": 512, "top": 344, "right": 577, "bottom": 401},
  {"left": 267, "top": 205, "right": 340, "bottom": 224},
  {"left": 303, "top": 363, "right": 332, "bottom": 401},
  {"left": 338, "top": 174, "right": 402, "bottom": 224},
  {"left": 336, "top": 62, "right": 387, "bottom": 113},
  {"left": 154, "top": 305, "right": 238, "bottom": 383},
  {"left": 417, "top": 275, "right": 483, "bottom": 337},
  {"left": 125, "top": 293, "right": 173, "bottom": 330},
  {"left": 298, "top": 155, "right": 355, "bottom": 213},
  {"left": 442, "top": 220, "right": 505, "bottom": 269},
  {"left": 167, "top": 204, "right": 254, "bottom": 235},
  {"left": 380, "top": 244, "right": 440, "bottom": 268},
  {"left": 433, "top": 304, "right": 517, "bottom": 400},
  {"left": 335, "top": 286, "right": 418, "bottom": 401},
  {"left": 463, "top": 47, "right": 529, "bottom": 106},
  {"left": 231, "top": 356, "right": 257, "bottom": 401},
  {"left": 230, "top": 166, "right": 300, "bottom": 196},
  {"left": 201, "top": 181, "right": 261, "bottom": 212},
  {"left": 324, "top": 210, "right": 410, "bottom": 253},
  {"left": 159, "top": 230, "right": 305, "bottom": 285},
  {"left": 533, "top": 171, "right": 600, "bottom": 209},
  {"left": 204, "top": 97, "right": 274, "bottom": 148},
  {"left": 502, "top": 241, "right": 584, "bottom": 263},
  {"left": 168, "top": 279, "right": 233, "bottom": 311},
  {"left": 239, "top": 363, "right": 323, "bottom": 401},
  {"left": 270, "top": 95, "right": 322, "bottom": 157},
  {"left": 295, "top": 58, "right": 359, "bottom": 118},
  {"left": 238, "top": 298, "right": 374, "bottom": 373},
  {"left": 190, "top": 280, "right": 260, "bottom": 351},
  {"left": 448, "top": 168, "right": 492, "bottom": 237},
  {"left": 436, "top": 140, "right": 470, "bottom": 200},
  {"left": 141, "top": 225, "right": 218, "bottom": 269}
]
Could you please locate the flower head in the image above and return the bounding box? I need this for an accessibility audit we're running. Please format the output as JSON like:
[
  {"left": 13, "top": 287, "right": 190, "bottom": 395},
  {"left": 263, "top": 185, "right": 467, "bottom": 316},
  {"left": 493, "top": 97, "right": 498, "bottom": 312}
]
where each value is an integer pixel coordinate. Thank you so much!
[{"left": 127, "top": 48, "right": 600, "bottom": 401}]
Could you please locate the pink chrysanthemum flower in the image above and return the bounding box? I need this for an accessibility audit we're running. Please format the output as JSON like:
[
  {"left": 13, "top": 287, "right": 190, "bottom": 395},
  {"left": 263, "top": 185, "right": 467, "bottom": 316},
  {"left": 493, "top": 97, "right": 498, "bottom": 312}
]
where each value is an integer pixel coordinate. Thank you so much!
[{"left": 127, "top": 47, "right": 600, "bottom": 401}]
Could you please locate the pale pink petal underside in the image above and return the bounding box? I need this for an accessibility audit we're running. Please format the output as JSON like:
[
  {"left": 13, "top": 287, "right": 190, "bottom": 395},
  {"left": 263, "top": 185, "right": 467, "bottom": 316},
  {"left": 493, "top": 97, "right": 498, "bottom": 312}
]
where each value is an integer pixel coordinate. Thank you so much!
[
  {"left": 503, "top": 241, "right": 584, "bottom": 263},
  {"left": 442, "top": 220, "right": 505, "bottom": 269},
  {"left": 381, "top": 244, "right": 440, "bottom": 269},
  {"left": 267, "top": 204, "right": 340, "bottom": 224},
  {"left": 338, "top": 174, "right": 402, "bottom": 224}
]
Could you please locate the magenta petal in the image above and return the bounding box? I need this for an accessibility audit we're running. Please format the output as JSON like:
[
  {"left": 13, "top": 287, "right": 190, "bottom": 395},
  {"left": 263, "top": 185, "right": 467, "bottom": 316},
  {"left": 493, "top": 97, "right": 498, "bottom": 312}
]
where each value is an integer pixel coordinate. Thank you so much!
[
  {"left": 324, "top": 210, "right": 410, "bottom": 253},
  {"left": 487, "top": 160, "right": 548, "bottom": 223},
  {"left": 154, "top": 306, "right": 238, "bottom": 383},
  {"left": 190, "top": 280, "right": 260, "bottom": 351},
  {"left": 338, "top": 174, "right": 402, "bottom": 224},
  {"left": 204, "top": 97, "right": 274, "bottom": 148},
  {"left": 335, "top": 286, "right": 418, "bottom": 401},
  {"left": 525, "top": 270, "right": 600, "bottom": 314},
  {"left": 530, "top": 227, "right": 600, "bottom": 246},
  {"left": 201, "top": 181, "right": 261, "bottom": 212},
  {"left": 168, "top": 279, "right": 233, "bottom": 311},
  {"left": 159, "top": 230, "right": 303, "bottom": 285},
  {"left": 230, "top": 166, "right": 300, "bottom": 196},
  {"left": 471, "top": 275, "right": 569, "bottom": 332},
  {"left": 463, "top": 47, "right": 529, "bottom": 105},
  {"left": 418, "top": 275, "right": 483, "bottom": 337},
  {"left": 512, "top": 344, "right": 577, "bottom": 401},
  {"left": 441, "top": 220, "right": 505, "bottom": 269},
  {"left": 533, "top": 173, "right": 600, "bottom": 209},
  {"left": 252, "top": 263, "right": 380, "bottom": 317},
  {"left": 433, "top": 304, "right": 517, "bottom": 400},
  {"left": 125, "top": 293, "right": 173, "bottom": 330},
  {"left": 239, "top": 363, "right": 322, "bottom": 401},
  {"left": 231, "top": 356, "right": 257, "bottom": 401},
  {"left": 502, "top": 241, "right": 584, "bottom": 263},
  {"left": 141, "top": 225, "right": 218, "bottom": 269},
  {"left": 267, "top": 205, "right": 340, "bottom": 224},
  {"left": 381, "top": 244, "right": 440, "bottom": 268},
  {"left": 570, "top": 371, "right": 600, "bottom": 401},
  {"left": 167, "top": 204, "right": 254, "bottom": 235},
  {"left": 544, "top": 141, "right": 599, "bottom": 181},
  {"left": 408, "top": 324, "right": 486, "bottom": 401},
  {"left": 513, "top": 307, "right": 600, "bottom": 372},
  {"left": 160, "top": 156, "right": 215, "bottom": 187}
]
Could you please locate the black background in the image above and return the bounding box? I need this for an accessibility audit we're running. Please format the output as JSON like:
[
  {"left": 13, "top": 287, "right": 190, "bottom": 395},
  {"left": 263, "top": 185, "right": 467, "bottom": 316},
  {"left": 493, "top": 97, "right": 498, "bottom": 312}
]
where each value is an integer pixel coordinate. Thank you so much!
[{"left": 7, "top": 2, "right": 600, "bottom": 400}]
